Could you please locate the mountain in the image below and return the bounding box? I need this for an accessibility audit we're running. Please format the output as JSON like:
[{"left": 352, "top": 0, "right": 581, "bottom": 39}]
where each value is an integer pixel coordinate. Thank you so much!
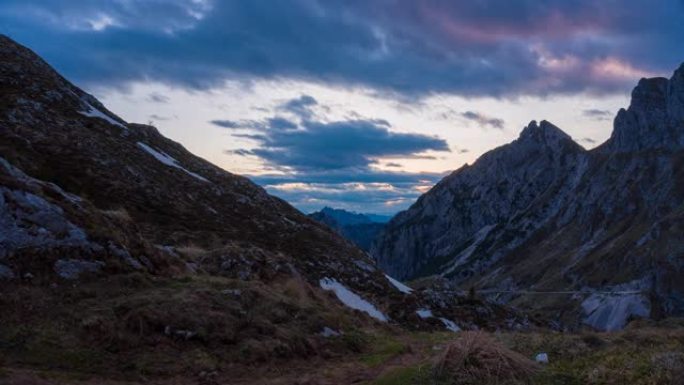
[
  {"left": 0, "top": 36, "right": 535, "bottom": 379},
  {"left": 309, "top": 207, "right": 387, "bottom": 251},
  {"left": 365, "top": 213, "right": 392, "bottom": 223},
  {"left": 372, "top": 63, "right": 684, "bottom": 331}
]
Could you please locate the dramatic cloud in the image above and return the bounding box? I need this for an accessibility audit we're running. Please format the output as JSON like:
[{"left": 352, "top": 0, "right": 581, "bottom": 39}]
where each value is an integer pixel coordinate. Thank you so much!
[
  {"left": 252, "top": 120, "right": 448, "bottom": 171},
  {"left": 5, "top": 0, "right": 681, "bottom": 213},
  {"left": 218, "top": 96, "right": 450, "bottom": 172},
  {"left": 461, "top": 111, "right": 505, "bottom": 129},
  {"left": 214, "top": 95, "right": 450, "bottom": 213},
  {"left": 2, "top": 0, "right": 682, "bottom": 96}
]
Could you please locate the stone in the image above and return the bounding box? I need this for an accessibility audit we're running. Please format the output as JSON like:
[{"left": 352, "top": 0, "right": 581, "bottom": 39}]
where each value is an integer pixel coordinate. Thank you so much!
[{"left": 54, "top": 259, "right": 105, "bottom": 280}]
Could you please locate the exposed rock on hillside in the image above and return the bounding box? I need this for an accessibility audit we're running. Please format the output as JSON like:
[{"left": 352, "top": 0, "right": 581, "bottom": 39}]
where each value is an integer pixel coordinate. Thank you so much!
[{"left": 372, "top": 63, "right": 684, "bottom": 331}]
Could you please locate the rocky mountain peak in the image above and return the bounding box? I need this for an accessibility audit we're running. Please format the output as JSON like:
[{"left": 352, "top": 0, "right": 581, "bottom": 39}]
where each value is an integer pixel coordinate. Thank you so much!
[
  {"left": 605, "top": 62, "right": 684, "bottom": 152},
  {"left": 668, "top": 62, "right": 684, "bottom": 123},
  {"left": 373, "top": 61, "right": 684, "bottom": 331},
  {"left": 514, "top": 120, "right": 584, "bottom": 156},
  {"left": 519, "top": 120, "right": 573, "bottom": 146},
  {"left": 0, "top": 34, "right": 125, "bottom": 128},
  {"left": 631, "top": 77, "right": 669, "bottom": 109}
]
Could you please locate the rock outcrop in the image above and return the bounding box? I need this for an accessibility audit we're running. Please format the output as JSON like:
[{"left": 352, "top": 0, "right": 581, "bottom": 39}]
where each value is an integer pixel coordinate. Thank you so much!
[{"left": 372, "top": 63, "right": 684, "bottom": 330}]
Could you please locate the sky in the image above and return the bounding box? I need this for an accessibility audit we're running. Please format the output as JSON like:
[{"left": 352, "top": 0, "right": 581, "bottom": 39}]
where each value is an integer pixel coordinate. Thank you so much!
[{"left": 2, "top": 0, "right": 683, "bottom": 215}]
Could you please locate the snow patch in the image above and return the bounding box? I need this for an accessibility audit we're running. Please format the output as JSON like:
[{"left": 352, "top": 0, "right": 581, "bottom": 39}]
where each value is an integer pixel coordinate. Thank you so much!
[
  {"left": 354, "top": 258, "right": 376, "bottom": 272},
  {"left": 137, "top": 142, "right": 209, "bottom": 182},
  {"left": 439, "top": 317, "right": 461, "bottom": 332},
  {"left": 319, "top": 277, "right": 388, "bottom": 322},
  {"left": 385, "top": 274, "right": 413, "bottom": 294},
  {"left": 79, "top": 101, "right": 126, "bottom": 129},
  {"left": 415, "top": 308, "right": 460, "bottom": 332}
]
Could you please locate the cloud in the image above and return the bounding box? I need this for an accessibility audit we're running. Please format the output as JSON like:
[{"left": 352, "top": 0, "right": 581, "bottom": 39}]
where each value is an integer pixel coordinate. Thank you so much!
[
  {"left": 147, "top": 92, "right": 170, "bottom": 104},
  {"left": 461, "top": 111, "right": 505, "bottom": 129},
  {"left": 210, "top": 119, "right": 241, "bottom": 128},
  {"left": 582, "top": 109, "right": 613, "bottom": 121},
  {"left": 3, "top": 1, "right": 683, "bottom": 97},
  {"left": 251, "top": 170, "right": 448, "bottom": 215},
  {"left": 278, "top": 95, "right": 318, "bottom": 119},
  {"left": 236, "top": 119, "right": 449, "bottom": 171},
  {"left": 215, "top": 95, "right": 450, "bottom": 213},
  {"left": 148, "top": 93, "right": 170, "bottom": 103},
  {"left": 148, "top": 114, "right": 173, "bottom": 121},
  {"left": 266, "top": 117, "right": 297, "bottom": 130},
  {"left": 0, "top": 0, "right": 212, "bottom": 33},
  {"left": 225, "top": 149, "right": 254, "bottom": 156},
  {"left": 214, "top": 97, "right": 450, "bottom": 172}
]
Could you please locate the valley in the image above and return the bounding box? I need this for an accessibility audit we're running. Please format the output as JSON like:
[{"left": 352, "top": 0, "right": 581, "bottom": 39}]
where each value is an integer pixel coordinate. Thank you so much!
[{"left": 1, "top": 16, "right": 684, "bottom": 385}]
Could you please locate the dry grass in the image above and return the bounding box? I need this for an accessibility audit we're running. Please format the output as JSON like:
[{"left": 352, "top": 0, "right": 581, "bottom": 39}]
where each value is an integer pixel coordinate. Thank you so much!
[
  {"left": 100, "top": 208, "right": 132, "bottom": 222},
  {"left": 174, "top": 244, "right": 208, "bottom": 259},
  {"left": 433, "top": 331, "right": 539, "bottom": 385}
]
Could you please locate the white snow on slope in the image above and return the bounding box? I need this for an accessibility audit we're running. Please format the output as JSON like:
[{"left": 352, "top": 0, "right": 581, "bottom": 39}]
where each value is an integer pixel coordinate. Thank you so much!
[
  {"left": 439, "top": 317, "right": 461, "bottom": 332},
  {"left": 319, "top": 277, "right": 388, "bottom": 322},
  {"left": 415, "top": 308, "right": 460, "bottom": 332},
  {"left": 79, "top": 102, "right": 126, "bottom": 129},
  {"left": 137, "top": 142, "right": 209, "bottom": 182},
  {"left": 385, "top": 274, "right": 413, "bottom": 294}
]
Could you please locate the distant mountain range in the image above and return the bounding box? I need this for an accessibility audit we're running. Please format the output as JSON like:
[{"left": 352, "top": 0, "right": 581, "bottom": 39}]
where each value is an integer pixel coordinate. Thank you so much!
[
  {"left": 308, "top": 207, "right": 389, "bottom": 251},
  {"left": 373, "top": 62, "right": 684, "bottom": 331}
]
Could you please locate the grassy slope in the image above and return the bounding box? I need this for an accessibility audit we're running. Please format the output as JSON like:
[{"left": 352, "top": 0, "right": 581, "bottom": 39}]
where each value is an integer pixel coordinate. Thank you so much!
[{"left": 2, "top": 319, "right": 683, "bottom": 384}]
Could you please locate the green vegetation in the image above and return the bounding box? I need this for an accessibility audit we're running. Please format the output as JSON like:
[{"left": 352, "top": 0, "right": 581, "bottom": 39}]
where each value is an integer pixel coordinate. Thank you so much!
[
  {"left": 366, "top": 320, "right": 684, "bottom": 385},
  {"left": 371, "top": 365, "right": 431, "bottom": 385},
  {"left": 361, "top": 334, "right": 410, "bottom": 367}
]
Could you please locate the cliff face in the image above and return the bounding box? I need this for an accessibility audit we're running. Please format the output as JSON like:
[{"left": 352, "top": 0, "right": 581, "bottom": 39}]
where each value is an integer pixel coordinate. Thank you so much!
[
  {"left": 373, "top": 120, "right": 586, "bottom": 280},
  {"left": 372, "top": 63, "right": 684, "bottom": 330}
]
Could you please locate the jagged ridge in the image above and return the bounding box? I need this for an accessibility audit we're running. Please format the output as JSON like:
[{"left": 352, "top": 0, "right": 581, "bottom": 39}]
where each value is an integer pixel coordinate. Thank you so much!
[{"left": 372, "top": 63, "right": 684, "bottom": 331}]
